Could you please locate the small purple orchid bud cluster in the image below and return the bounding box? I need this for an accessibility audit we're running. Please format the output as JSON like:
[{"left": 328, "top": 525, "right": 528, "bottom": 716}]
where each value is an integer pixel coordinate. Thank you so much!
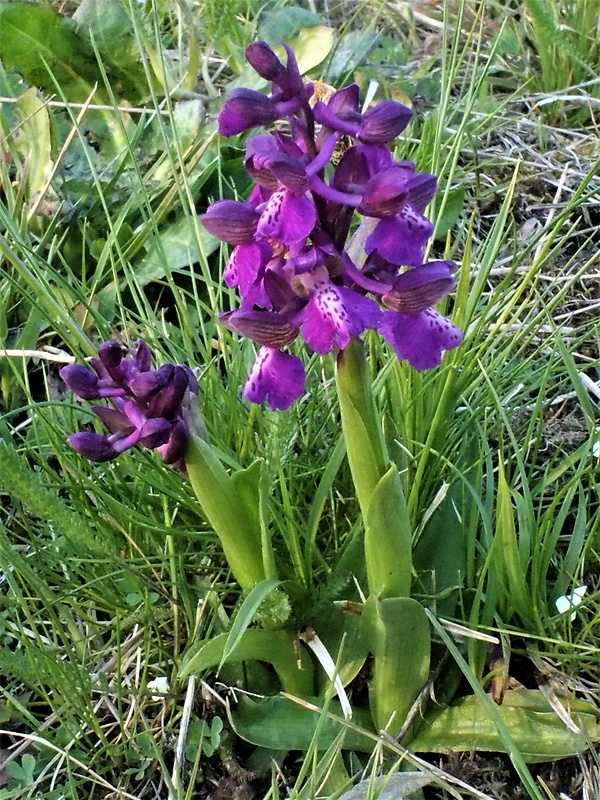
[
  {"left": 60, "top": 340, "right": 198, "bottom": 470},
  {"left": 202, "top": 41, "right": 463, "bottom": 411}
]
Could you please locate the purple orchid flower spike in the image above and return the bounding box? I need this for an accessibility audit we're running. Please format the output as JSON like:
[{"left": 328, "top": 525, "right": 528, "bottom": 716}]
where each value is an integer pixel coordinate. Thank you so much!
[
  {"left": 201, "top": 40, "right": 464, "bottom": 409},
  {"left": 61, "top": 340, "right": 199, "bottom": 470}
]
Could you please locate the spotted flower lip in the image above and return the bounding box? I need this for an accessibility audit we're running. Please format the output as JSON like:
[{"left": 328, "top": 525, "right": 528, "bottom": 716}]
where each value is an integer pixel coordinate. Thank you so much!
[
  {"left": 201, "top": 40, "right": 464, "bottom": 409},
  {"left": 60, "top": 340, "right": 198, "bottom": 469}
]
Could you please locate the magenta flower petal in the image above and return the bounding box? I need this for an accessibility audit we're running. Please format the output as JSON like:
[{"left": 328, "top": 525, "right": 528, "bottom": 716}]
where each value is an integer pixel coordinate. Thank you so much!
[
  {"left": 257, "top": 189, "right": 316, "bottom": 244},
  {"left": 366, "top": 205, "right": 434, "bottom": 266},
  {"left": 301, "top": 283, "right": 382, "bottom": 354},
  {"left": 244, "top": 347, "right": 305, "bottom": 410},
  {"left": 379, "top": 308, "right": 462, "bottom": 371},
  {"left": 224, "top": 241, "right": 273, "bottom": 308}
]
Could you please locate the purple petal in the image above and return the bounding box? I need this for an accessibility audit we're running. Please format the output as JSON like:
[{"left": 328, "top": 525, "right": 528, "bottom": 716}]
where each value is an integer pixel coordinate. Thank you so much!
[
  {"left": 218, "top": 88, "right": 279, "bottom": 136},
  {"left": 407, "top": 173, "right": 437, "bottom": 212},
  {"left": 365, "top": 206, "right": 434, "bottom": 266},
  {"left": 139, "top": 418, "right": 173, "bottom": 448},
  {"left": 92, "top": 405, "right": 136, "bottom": 435},
  {"left": 357, "top": 101, "right": 412, "bottom": 144},
  {"left": 379, "top": 308, "right": 462, "bottom": 371},
  {"left": 269, "top": 158, "right": 309, "bottom": 193},
  {"left": 201, "top": 200, "right": 260, "bottom": 245},
  {"left": 147, "top": 365, "right": 189, "bottom": 417},
  {"left": 158, "top": 419, "right": 189, "bottom": 466},
  {"left": 134, "top": 340, "right": 152, "bottom": 372},
  {"left": 60, "top": 364, "right": 101, "bottom": 399},
  {"left": 128, "top": 370, "right": 161, "bottom": 398},
  {"left": 67, "top": 432, "right": 118, "bottom": 462},
  {"left": 301, "top": 283, "right": 382, "bottom": 354},
  {"left": 98, "top": 341, "right": 123, "bottom": 371},
  {"left": 359, "top": 165, "right": 414, "bottom": 218},
  {"left": 245, "top": 41, "right": 285, "bottom": 81},
  {"left": 219, "top": 309, "right": 299, "bottom": 348},
  {"left": 257, "top": 189, "right": 316, "bottom": 244},
  {"left": 244, "top": 347, "right": 305, "bottom": 410},
  {"left": 324, "top": 84, "right": 361, "bottom": 119},
  {"left": 382, "top": 262, "right": 457, "bottom": 314},
  {"left": 223, "top": 240, "right": 273, "bottom": 307}
]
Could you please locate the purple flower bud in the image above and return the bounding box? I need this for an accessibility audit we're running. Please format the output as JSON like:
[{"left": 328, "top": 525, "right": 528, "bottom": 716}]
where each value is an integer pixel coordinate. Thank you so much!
[
  {"left": 60, "top": 364, "right": 101, "bottom": 399},
  {"left": 98, "top": 341, "right": 123, "bottom": 376},
  {"left": 66, "top": 432, "right": 117, "bottom": 462},
  {"left": 245, "top": 41, "right": 285, "bottom": 81},
  {"left": 128, "top": 370, "right": 161, "bottom": 399},
  {"left": 201, "top": 200, "right": 260, "bottom": 245},
  {"left": 219, "top": 309, "right": 300, "bottom": 348},
  {"left": 357, "top": 101, "right": 413, "bottom": 144},
  {"left": 219, "top": 88, "right": 280, "bottom": 136}
]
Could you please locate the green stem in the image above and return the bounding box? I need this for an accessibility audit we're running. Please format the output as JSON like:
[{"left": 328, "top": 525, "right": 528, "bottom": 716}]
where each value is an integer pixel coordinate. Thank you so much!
[
  {"left": 335, "top": 338, "right": 388, "bottom": 511},
  {"left": 336, "top": 338, "right": 412, "bottom": 598}
]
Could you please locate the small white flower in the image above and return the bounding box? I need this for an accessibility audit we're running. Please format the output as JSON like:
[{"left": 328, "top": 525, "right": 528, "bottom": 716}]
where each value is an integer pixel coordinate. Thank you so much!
[
  {"left": 555, "top": 586, "right": 587, "bottom": 621},
  {"left": 147, "top": 676, "right": 170, "bottom": 700}
]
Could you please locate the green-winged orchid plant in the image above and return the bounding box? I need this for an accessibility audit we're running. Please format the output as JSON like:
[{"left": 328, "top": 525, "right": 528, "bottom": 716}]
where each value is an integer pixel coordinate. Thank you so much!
[{"left": 61, "top": 42, "right": 463, "bottom": 748}]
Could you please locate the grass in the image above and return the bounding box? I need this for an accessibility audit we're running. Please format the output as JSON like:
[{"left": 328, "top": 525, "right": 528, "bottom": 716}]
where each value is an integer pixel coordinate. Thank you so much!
[{"left": 0, "top": 0, "right": 599, "bottom": 797}]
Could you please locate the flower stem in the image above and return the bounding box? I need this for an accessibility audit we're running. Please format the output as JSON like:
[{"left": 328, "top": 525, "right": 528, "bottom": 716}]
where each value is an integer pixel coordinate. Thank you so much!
[{"left": 336, "top": 338, "right": 412, "bottom": 598}]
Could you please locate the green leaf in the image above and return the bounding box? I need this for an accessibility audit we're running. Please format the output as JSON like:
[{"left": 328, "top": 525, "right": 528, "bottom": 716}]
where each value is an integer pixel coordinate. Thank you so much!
[
  {"left": 326, "top": 31, "right": 382, "bottom": 82},
  {"left": 220, "top": 578, "right": 281, "bottom": 669},
  {"left": 179, "top": 628, "right": 314, "bottom": 696},
  {"left": 361, "top": 595, "right": 430, "bottom": 736},
  {"left": 433, "top": 186, "right": 465, "bottom": 240},
  {"left": 283, "top": 27, "right": 335, "bottom": 75},
  {"left": 12, "top": 88, "right": 55, "bottom": 200},
  {"left": 410, "top": 689, "right": 600, "bottom": 761},
  {"left": 140, "top": 217, "right": 218, "bottom": 286},
  {"left": 258, "top": 8, "right": 323, "bottom": 43},
  {"left": 229, "top": 694, "right": 375, "bottom": 752},
  {"left": 185, "top": 435, "right": 266, "bottom": 590},
  {"left": 364, "top": 466, "right": 412, "bottom": 598},
  {"left": 413, "top": 431, "right": 481, "bottom": 616},
  {"left": 337, "top": 773, "right": 432, "bottom": 800},
  {"left": 493, "top": 460, "right": 535, "bottom": 625},
  {"left": 73, "top": 0, "right": 150, "bottom": 102},
  {"left": 0, "top": 4, "right": 103, "bottom": 101}
]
